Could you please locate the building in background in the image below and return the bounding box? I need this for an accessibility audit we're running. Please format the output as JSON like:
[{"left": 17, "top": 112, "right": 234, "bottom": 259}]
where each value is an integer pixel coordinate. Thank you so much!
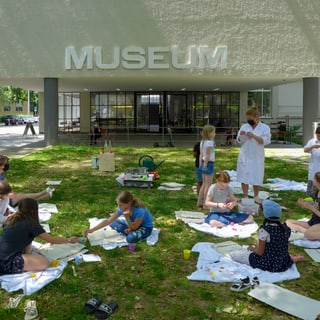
[{"left": 0, "top": 1, "right": 319, "bottom": 145}]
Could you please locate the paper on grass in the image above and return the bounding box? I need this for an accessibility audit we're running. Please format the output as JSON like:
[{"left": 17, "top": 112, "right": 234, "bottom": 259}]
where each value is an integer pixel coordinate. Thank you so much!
[
  {"left": 39, "top": 203, "right": 58, "bottom": 213},
  {"left": 248, "top": 282, "right": 320, "bottom": 319},
  {"left": 46, "top": 181, "right": 62, "bottom": 185},
  {"left": 87, "top": 228, "right": 126, "bottom": 246},
  {"left": 82, "top": 254, "right": 102, "bottom": 262}
]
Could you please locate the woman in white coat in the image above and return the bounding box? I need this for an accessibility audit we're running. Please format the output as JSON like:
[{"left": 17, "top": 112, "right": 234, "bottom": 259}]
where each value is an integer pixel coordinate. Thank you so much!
[
  {"left": 304, "top": 126, "right": 320, "bottom": 197},
  {"left": 236, "top": 107, "right": 271, "bottom": 202}
]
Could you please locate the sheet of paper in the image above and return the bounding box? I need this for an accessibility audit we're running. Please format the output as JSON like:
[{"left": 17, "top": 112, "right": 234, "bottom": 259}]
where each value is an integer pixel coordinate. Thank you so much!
[
  {"left": 82, "top": 254, "right": 102, "bottom": 262},
  {"left": 46, "top": 181, "right": 62, "bottom": 185}
]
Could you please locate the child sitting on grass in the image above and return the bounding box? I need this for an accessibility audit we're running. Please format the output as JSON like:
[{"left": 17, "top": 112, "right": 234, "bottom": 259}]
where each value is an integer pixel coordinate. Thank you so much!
[
  {"left": 204, "top": 171, "right": 253, "bottom": 228},
  {"left": 84, "top": 190, "right": 153, "bottom": 243},
  {"left": 230, "top": 200, "right": 293, "bottom": 272}
]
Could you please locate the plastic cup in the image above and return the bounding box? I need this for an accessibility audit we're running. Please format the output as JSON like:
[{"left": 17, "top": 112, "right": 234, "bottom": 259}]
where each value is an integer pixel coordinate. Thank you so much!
[
  {"left": 75, "top": 255, "right": 82, "bottom": 265},
  {"left": 183, "top": 249, "right": 191, "bottom": 260},
  {"left": 129, "top": 243, "right": 136, "bottom": 252}
]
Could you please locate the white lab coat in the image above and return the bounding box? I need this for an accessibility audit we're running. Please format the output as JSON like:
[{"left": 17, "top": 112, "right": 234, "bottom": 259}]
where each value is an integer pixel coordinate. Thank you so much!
[
  {"left": 236, "top": 121, "right": 271, "bottom": 185},
  {"left": 304, "top": 138, "right": 320, "bottom": 180}
]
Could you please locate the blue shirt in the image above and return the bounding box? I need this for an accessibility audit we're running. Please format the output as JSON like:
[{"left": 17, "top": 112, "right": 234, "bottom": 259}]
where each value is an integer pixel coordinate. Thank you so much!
[{"left": 117, "top": 206, "right": 153, "bottom": 227}]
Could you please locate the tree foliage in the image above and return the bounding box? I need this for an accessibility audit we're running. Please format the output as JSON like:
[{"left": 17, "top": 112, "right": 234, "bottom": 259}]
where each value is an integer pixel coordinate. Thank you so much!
[{"left": 0, "top": 86, "right": 38, "bottom": 110}]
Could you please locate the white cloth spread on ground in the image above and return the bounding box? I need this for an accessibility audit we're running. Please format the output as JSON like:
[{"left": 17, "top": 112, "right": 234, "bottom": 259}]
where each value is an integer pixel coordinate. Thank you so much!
[
  {"left": 225, "top": 170, "right": 307, "bottom": 193},
  {"left": 88, "top": 217, "right": 160, "bottom": 249},
  {"left": 293, "top": 238, "right": 320, "bottom": 248},
  {"left": 187, "top": 242, "right": 300, "bottom": 283},
  {"left": 175, "top": 211, "right": 259, "bottom": 238},
  {"left": 0, "top": 260, "right": 67, "bottom": 295}
]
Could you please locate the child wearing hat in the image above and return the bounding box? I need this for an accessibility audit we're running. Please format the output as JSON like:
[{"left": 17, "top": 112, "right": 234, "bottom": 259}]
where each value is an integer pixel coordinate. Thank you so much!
[{"left": 230, "top": 200, "right": 293, "bottom": 272}]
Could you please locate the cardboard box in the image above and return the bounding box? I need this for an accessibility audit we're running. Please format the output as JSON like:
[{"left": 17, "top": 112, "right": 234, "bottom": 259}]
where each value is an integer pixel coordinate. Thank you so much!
[{"left": 99, "top": 153, "right": 115, "bottom": 172}]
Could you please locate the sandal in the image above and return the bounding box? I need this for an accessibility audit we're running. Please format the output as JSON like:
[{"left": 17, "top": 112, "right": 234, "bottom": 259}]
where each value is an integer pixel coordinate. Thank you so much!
[
  {"left": 24, "top": 300, "right": 38, "bottom": 320},
  {"left": 94, "top": 301, "right": 118, "bottom": 319},
  {"left": 230, "top": 276, "right": 251, "bottom": 292},
  {"left": 6, "top": 294, "right": 24, "bottom": 309},
  {"left": 84, "top": 296, "right": 102, "bottom": 314}
]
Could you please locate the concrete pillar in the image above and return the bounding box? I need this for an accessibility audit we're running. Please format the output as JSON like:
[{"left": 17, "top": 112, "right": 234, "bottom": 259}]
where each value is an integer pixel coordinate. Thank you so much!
[
  {"left": 38, "top": 93, "right": 44, "bottom": 134},
  {"left": 303, "top": 77, "right": 320, "bottom": 145},
  {"left": 80, "top": 92, "right": 90, "bottom": 132},
  {"left": 44, "top": 78, "right": 58, "bottom": 146}
]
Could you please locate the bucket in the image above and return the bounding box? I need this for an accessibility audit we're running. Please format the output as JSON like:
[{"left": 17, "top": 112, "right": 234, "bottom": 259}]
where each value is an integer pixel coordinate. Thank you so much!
[{"left": 91, "top": 157, "right": 99, "bottom": 169}]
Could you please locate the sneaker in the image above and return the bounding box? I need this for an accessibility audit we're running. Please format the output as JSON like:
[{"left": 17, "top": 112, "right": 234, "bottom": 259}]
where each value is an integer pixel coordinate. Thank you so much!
[
  {"left": 230, "top": 276, "right": 251, "bottom": 292},
  {"left": 46, "top": 187, "right": 55, "bottom": 198},
  {"left": 254, "top": 196, "right": 262, "bottom": 204},
  {"left": 24, "top": 300, "right": 38, "bottom": 320},
  {"left": 251, "top": 276, "right": 260, "bottom": 289}
]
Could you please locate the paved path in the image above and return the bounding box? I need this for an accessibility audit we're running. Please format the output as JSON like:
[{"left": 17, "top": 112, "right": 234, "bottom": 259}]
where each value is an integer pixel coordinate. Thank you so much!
[{"left": 0, "top": 123, "right": 308, "bottom": 163}]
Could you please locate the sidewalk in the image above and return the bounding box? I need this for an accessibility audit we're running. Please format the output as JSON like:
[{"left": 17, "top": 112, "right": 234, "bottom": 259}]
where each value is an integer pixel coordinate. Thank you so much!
[{"left": 0, "top": 123, "right": 307, "bottom": 161}]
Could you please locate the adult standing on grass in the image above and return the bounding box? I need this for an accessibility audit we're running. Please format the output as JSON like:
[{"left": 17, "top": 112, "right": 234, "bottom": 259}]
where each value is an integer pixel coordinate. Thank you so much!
[
  {"left": 303, "top": 127, "right": 320, "bottom": 197},
  {"left": 286, "top": 172, "right": 320, "bottom": 241},
  {"left": 0, "top": 198, "right": 78, "bottom": 275},
  {"left": 84, "top": 190, "right": 153, "bottom": 243},
  {"left": 197, "top": 125, "right": 216, "bottom": 208},
  {"left": 236, "top": 107, "right": 271, "bottom": 203}
]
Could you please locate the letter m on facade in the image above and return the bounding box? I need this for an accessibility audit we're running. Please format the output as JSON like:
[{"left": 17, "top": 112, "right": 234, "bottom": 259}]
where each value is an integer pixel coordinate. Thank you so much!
[
  {"left": 199, "top": 46, "right": 227, "bottom": 69},
  {"left": 65, "top": 47, "right": 94, "bottom": 70}
]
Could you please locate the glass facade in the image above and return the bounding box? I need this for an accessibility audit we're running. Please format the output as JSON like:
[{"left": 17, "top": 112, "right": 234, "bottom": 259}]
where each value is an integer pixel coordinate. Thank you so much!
[
  {"left": 89, "top": 91, "right": 240, "bottom": 134},
  {"left": 58, "top": 93, "right": 80, "bottom": 131},
  {"left": 248, "top": 89, "right": 271, "bottom": 117}
]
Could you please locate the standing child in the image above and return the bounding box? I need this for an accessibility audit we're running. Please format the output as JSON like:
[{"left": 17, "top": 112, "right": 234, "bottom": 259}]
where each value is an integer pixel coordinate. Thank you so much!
[
  {"left": 193, "top": 141, "right": 203, "bottom": 195},
  {"left": 84, "top": 191, "right": 153, "bottom": 243},
  {"left": 197, "top": 125, "right": 216, "bottom": 208},
  {"left": 204, "top": 171, "right": 253, "bottom": 227},
  {"left": 230, "top": 200, "right": 293, "bottom": 272}
]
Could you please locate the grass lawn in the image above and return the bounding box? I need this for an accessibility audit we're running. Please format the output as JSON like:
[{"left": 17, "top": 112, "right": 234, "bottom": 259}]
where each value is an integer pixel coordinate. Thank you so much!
[{"left": 0, "top": 144, "right": 318, "bottom": 319}]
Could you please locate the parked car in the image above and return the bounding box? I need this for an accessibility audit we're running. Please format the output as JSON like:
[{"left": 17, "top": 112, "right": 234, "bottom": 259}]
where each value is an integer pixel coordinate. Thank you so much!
[
  {"left": 3, "top": 115, "right": 22, "bottom": 125},
  {"left": 21, "top": 115, "right": 35, "bottom": 124}
]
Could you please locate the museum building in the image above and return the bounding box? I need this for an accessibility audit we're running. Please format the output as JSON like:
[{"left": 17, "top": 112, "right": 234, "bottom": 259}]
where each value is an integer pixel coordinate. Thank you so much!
[{"left": 0, "top": 0, "right": 320, "bottom": 145}]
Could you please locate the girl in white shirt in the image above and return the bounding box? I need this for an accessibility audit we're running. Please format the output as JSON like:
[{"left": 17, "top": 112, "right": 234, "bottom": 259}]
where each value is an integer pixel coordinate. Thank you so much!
[{"left": 197, "top": 125, "right": 216, "bottom": 208}]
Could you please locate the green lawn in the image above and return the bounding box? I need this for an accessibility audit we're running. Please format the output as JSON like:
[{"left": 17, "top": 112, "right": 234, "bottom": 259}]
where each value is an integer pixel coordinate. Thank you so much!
[{"left": 0, "top": 145, "right": 317, "bottom": 319}]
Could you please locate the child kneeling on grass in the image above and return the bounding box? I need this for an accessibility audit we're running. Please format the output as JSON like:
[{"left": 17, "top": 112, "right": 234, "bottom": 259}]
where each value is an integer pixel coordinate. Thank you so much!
[
  {"left": 204, "top": 171, "right": 253, "bottom": 228},
  {"left": 84, "top": 190, "right": 153, "bottom": 243},
  {"left": 230, "top": 200, "right": 293, "bottom": 272}
]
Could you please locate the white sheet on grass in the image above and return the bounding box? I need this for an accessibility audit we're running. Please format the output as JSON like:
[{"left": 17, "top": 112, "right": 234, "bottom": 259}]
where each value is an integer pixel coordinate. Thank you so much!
[
  {"left": 0, "top": 260, "right": 67, "bottom": 295},
  {"left": 188, "top": 221, "right": 259, "bottom": 238},
  {"left": 187, "top": 242, "right": 300, "bottom": 284},
  {"left": 225, "top": 170, "right": 307, "bottom": 193}
]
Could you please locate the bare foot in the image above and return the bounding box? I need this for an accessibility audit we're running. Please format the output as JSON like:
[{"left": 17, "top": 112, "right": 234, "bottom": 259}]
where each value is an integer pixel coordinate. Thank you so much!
[{"left": 209, "top": 220, "right": 225, "bottom": 228}]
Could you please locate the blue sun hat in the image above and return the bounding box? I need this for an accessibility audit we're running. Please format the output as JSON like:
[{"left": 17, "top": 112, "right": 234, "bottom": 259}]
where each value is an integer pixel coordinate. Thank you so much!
[{"left": 262, "top": 199, "right": 281, "bottom": 221}]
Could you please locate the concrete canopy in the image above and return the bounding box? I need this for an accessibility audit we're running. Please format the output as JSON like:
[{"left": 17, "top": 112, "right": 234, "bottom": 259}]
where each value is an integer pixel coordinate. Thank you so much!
[{"left": 0, "top": 0, "right": 318, "bottom": 92}]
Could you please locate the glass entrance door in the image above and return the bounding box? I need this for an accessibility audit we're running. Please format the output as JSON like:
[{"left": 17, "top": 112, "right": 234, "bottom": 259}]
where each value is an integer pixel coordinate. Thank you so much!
[
  {"left": 136, "top": 93, "right": 163, "bottom": 133},
  {"left": 166, "top": 94, "right": 190, "bottom": 132}
]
